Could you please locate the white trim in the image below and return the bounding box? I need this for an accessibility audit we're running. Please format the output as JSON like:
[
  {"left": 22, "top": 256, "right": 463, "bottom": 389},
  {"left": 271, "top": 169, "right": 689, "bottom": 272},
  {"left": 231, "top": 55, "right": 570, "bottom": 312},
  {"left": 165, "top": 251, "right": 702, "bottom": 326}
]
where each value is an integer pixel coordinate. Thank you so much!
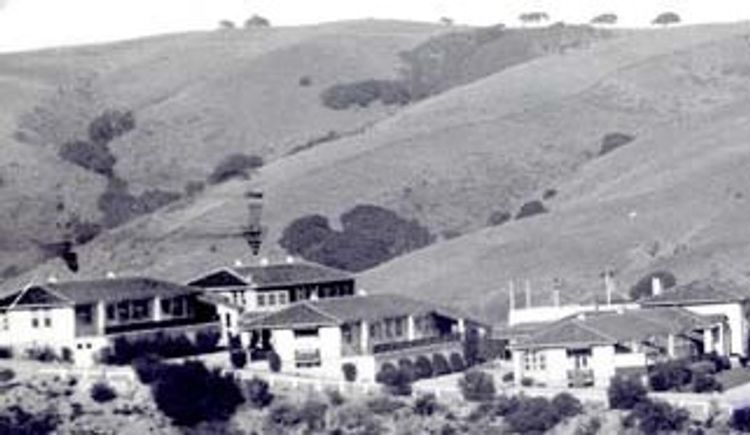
[{"left": 186, "top": 266, "right": 250, "bottom": 287}]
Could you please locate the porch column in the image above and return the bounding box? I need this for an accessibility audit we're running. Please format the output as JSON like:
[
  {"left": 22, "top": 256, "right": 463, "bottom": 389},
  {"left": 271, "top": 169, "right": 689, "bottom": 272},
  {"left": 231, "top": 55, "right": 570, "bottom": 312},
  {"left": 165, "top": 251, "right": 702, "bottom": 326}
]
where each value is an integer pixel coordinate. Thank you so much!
[
  {"left": 511, "top": 350, "right": 524, "bottom": 385},
  {"left": 667, "top": 334, "right": 676, "bottom": 357},
  {"left": 704, "top": 328, "right": 715, "bottom": 354},
  {"left": 360, "top": 320, "right": 369, "bottom": 354},
  {"left": 96, "top": 301, "right": 106, "bottom": 335},
  {"left": 406, "top": 316, "right": 416, "bottom": 340},
  {"left": 153, "top": 296, "right": 162, "bottom": 322},
  {"left": 457, "top": 318, "right": 466, "bottom": 336},
  {"left": 717, "top": 324, "right": 727, "bottom": 356}
]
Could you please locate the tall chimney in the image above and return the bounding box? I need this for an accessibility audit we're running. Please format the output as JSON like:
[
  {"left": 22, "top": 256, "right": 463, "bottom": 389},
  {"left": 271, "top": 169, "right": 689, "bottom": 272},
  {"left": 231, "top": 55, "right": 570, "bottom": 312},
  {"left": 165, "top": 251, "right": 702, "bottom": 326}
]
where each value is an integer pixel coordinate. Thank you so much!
[
  {"left": 259, "top": 257, "right": 270, "bottom": 267},
  {"left": 525, "top": 280, "right": 532, "bottom": 308},
  {"left": 604, "top": 269, "right": 615, "bottom": 306},
  {"left": 508, "top": 280, "right": 516, "bottom": 311},
  {"left": 652, "top": 276, "right": 663, "bottom": 296},
  {"left": 552, "top": 278, "right": 562, "bottom": 307}
]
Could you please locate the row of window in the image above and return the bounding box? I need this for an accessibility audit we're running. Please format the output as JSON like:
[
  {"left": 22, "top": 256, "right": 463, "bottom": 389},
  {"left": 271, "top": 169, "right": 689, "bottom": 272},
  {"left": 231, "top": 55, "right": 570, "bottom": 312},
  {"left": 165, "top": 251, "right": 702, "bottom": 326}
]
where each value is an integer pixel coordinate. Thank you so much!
[
  {"left": 523, "top": 351, "right": 546, "bottom": 372},
  {"left": 257, "top": 292, "right": 288, "bottom": 308},
  {"left": 369, "top": 317, "right": 407, "bottom": 341},
  {"left": 75, "top": 296, "right": 193, "bottom": 327}
]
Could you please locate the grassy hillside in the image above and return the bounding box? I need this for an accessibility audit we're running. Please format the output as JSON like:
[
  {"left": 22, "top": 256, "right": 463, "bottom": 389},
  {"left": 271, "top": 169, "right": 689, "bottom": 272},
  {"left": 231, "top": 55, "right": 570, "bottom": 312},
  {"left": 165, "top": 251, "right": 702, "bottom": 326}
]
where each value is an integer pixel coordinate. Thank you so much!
[
  {"left": 5, "top": 20, "right": 750, "bottom": 326},
  {"left": 0, "top": 20, "right": 444, "bottom": 276}
]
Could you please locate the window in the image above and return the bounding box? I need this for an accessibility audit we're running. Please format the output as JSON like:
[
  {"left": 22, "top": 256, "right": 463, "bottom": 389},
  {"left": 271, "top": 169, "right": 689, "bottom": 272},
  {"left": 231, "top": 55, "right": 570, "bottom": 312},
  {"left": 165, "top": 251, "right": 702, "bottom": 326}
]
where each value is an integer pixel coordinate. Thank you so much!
[
  {"left": 225, "top": 313, "right": 232, "bottom": 328},
  {"left": 76, "top": 305, "right": 94, "bottom": 325},
  {"left": 0, "top": 313, "right": 7, "bottom": 331},
  {"left": 172, "top": 297, "right": 185, "bottom": 317},
  {"left": 117, "top": 301, "right": 130, "bottom": 321},
  {"left": 567, "top": 349, "right": 591, "bottom": 370},
  {"left": 257, "top": 294, "right": 266, "bottom": 307},
  {"left": 394, "top": 318, "right": 405, "bottom": 337},
  {"left": 44, "top": 317, "right": 52, "bottom": 328},
  {"left": 31, "top": 318, "right": 39, "bottom": 328},
  {"left": 369, "top": 322, "right": 382, "bottom": 340},
  {"left": 160, "top": 299, "right": 171, "bottom": 315},
  {"left": 131, "top": 299, "right": 151, "bottom": 321},
  {"left": 342, "top": 324, "right": 353, "bottom": 343},
  {"left": 268, "top": 293, "right": 276, "bottom": 306},
  {"left": 294, "top": 328, "right": 319, "bottom": 338},
  {"left": 278, "top": 293, "right": 288, "bottom": 305},
  {"left": 524, "top": 351, "right": 547, "bottom": 371}
]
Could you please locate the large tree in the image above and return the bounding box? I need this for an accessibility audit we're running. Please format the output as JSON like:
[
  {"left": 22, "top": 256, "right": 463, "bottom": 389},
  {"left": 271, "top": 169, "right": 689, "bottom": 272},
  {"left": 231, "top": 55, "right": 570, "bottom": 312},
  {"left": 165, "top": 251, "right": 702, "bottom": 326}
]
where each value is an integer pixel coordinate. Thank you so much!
[
  {"left": 652, "top": 12, "right": 681, "bottom": 26},
  {"left": 591, "top": 13, "right": 618, "bottom": 25}
]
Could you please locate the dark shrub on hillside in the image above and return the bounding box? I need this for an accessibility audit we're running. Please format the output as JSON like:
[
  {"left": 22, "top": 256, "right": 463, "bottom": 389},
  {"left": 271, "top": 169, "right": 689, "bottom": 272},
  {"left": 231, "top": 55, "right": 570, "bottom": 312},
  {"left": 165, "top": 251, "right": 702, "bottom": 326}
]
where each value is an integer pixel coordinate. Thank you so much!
[
  {"left": 449, "top": 353, "right": 465, "bottom": 372},
  {"left": 542, "top": 188, "right": 558, "bottom": 200},
  {"left": 591, "top": 13, "right": 618, "bottom": 24},
  {"left": 0, "top": 406, "right": 60, "bottom": 434},
  {"left": 501, "top": 372, "right": 514, "bottom": 384},
  {"left": 104, "top": 332, "right": 216, "bottom": 365},
  {"left": 299, "top": 76, "right": 312, "bottom": 87},
  {"left": 366, "top": 396, "right": 406, "bottom": 415},
  {"left": 88, "top": 110, "right": 135, "bottom": 145},
  {"left": 208, "top": 153, "right": 264, "bottom": 184},
  {"left": 0, "top": 368, "right": 15, "bottom": 383},
  {"left": 494, "top": 394, "right": 521, "bottom": 416},
  {"left": 624, "top": 399, "right": 689, "bottom": 434},
  {"left": 414, "top": 355, "right": 434, "bottom": 379},
  {"left": 279, "top": 214, "right": 334, "bottom": 255},
  {"left": 551, "top": 392, "right": 583, "bottom": 418},
  {"left": 486, "top": 210, "right": 510, "bottom": 227},
  {"left": 505, "top": 397, "right": 562, "bottom": 434},
  {"left": 458, "top": 370, "right": 496, "bottom": 402},
  {"left": 59, "top": 140, "right": 116, "bottom": 177},
  {"left": 0, "top": 346, "right": 13, "bottom": 359},
  {"left": 599, "top": 132, "right": 635, "bottom": 156},
  {"left": 608, "top": 375, "right": 648, "bottom": 410},
  {"left": 649, "top": 359, "right": 692, "bottom": 392},
  {"left": 245, "top": 377, "right": 274, "bottom": 409},
  {"left": 376, "top": 364, "right": 413, "bottom": 397},
  {"left": 464, "top": 327, "right": 485, "bottom": 366},
  {"left": 245, "top": 14, "right": 271, "bottom": 28},
  {"left": 184, "top": 180, "right": 206, "bottom": 197},
  {"left": 731, "top": 407, "right": 750, "bottom": 432},
  {"left": 516, "top": 200, "right": 548, "bottom": 220},
  {"left": 299, "top": 399, "right": 328, "bottom": 431},
  {"left": 90, "top": 381, "right": 117, "bottom": 403},
  {"left": 268, "top": 351, "right": 282, "bottom": 373},
  {"left": 97, "top": 177, "right": 181, "bottom": 228},
  {"left": 692, "top": 372, "right": 722, "bottom": 393},
  {"left": 398, "top": 359, "right": 416, "bottom": 381},
  {"left": 321, "top": 80, "right": 411, "bottom": 110},
  {"left": 652, "top": 12, "right": 681, "bottom": 26},
  {"left": 26, "top": 346, "right": 58, "bottom": 362},
  {"left": 230, "top": 350, "right": 247, "bottom": 369},
  {"left": 414, "top": 393, "right": 439, "bottom": 416},
  {"left": 280, "top": 205, "right": 434, "bottom": 272},
  {"left": 268, "top": 403, "right": 303, "bottom": 428},
  {"left": 629, "top": 270, "right": 677, "bottom": 301},
  {"left": 152, "top": 360, "right": 244, "bottom": 427},
  {"left": 342, "top": 362, "right": 357, "bottom": 382},
  {"left": 133, "top": 355, "right": 163, "bottom": 385},
  {"left": 433, "top": 353, "right": 451, "bottom": 376}
]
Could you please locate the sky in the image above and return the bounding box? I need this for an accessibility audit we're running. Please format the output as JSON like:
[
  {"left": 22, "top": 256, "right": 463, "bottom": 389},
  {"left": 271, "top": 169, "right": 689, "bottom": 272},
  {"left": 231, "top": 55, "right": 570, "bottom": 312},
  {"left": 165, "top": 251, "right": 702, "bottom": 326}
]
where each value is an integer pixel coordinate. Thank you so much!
[{"left": 1, "top": 0, "right": 749, "bottom": 53}]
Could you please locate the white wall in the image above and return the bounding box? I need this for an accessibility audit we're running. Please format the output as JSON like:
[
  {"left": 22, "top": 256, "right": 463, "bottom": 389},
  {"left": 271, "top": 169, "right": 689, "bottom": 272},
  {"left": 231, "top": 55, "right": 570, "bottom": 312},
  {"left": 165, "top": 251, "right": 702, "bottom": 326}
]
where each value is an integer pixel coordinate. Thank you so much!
[
  {"left": 509, "top": 303, "right": 639, "bottom": 326},
  {"left": 683, "top": 303, "right": 746, "bottom": 356},
  {"left": 3, "top": 307, "right": 76, "bottom": 347},
  {"left": 270, "top": 326, "right": 344, "bottom": 380}
]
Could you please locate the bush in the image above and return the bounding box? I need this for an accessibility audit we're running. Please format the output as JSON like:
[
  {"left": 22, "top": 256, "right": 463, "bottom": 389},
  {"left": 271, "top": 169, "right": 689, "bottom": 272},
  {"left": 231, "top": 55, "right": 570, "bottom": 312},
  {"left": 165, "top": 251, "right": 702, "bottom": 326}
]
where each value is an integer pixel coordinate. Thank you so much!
[
  {"left": 321, "top": 80, "right": 411, "bottom": 110},
  {"left": 521, "top": 377, "right": 534, "bottom": 387},
  {"left": 342, "top": 362, "right": 357, "bottom": 382},
  {"left": 151, "top": 360, "right": 244, "bottom": 427},
  {"left": 731, "top": 407, "right": 750, "bottom": 432},
  {"left": 591, "top": 13, "right": 618, "bottom": 24},
  {"left": 245, "top": 14, "right": 271, "bottom": 28},
  {"left": 0, "top": 368, "right": 15, "bottom": 383},
  {"left": 486, "top": 210, "right": 511, "bottom": 227},
  {"left": 458, "top": 370, "right": 496, "bottom": 402},
  {"left": 230, "top": 350, "right": 247, "bottom": 369},
  {"left": 90, "top": 381, "right": 117, "bottom": 403},
  {"left": 299, "top": 399, "right": 327, "bottom": 431},
  {"left": 0, "top": 406, "right": 59, "bottom": 434},
  {"left": 59, "top": 140, "right": 116, "bottom": 176},
  {"left": 195, "top": 330, "right": 221, "bottom": 353},
  {"left": 0, "top": 347, "right": 13, "bottom": 359},
  {"left": 625, "top": 399, "right": 689, "bottom": 434},
  {"left": 208, "top": 153, "right": 264, "bottom": 184},
  {"left": 414, "top": 355, "right": 433, "bottom": 379},
  {"left": 325, "top": 388, "right": 345, "bottom": 406},
  {"left": 376, "top": 363, "right": 398, "bottom": 384},
  {"left": 505, "top": 397, "right": 562, "bottom": 434},
  {"left": 652, "top": 12, "right": 681, "bottom": 26},
  {"left": 268, "top": 351, "right": 282, "bottom": 373},
  {"left": 366, "top": 396, "right": 406, "bottom": 415},
  {"left": 515, "top": 200, "right": 548, "bottom": 220},
  {"left": 376, "top": 364, "right": 413, "bottom": 396},
  {"left": 184, "top": 180, "right": 205, "bottom": 196},
  {"left": 299, "top": 76, "right": 312, "bottom": 87},
  {"left": 133, "top": 354, "right": 163, "bottom": 385},
  {"left": 551, "top": 392, "right": 583, "bottom": 418},
  {"left": 501, "top": 372, "right": 514, "bottom": 383},
  {"left": 629, "top": 270, "right": 677, "bottom": 300},
  {"left": 414, "top": 393, "right": 439, "bottom": 416},
  {"left": 26, "top": 346, "right": 58, "bottom": 362},
  {"left": 432, "top": 354, "right": 451, "bottom": 376},
  {"left": 88, "top": 109, "right": 135, "bottom": 145},
  {"left": 599, "top": 132, "right": 634, "bottom": 156},
  {"left": 649, "top": 359, "right": 692, "bottom": 392},
  {"left": 268, "top": 403, "right": 303, "bottom": 427},
  {"left": 608, "top": 375, "right": 648, "bottom": 410},
  {"left": 494, "top": 394, "right": 521, "bottom": 416},
  {"left": 244, "top": 377, "right": 273, "bottom": 409},
  {"left": 692, "top": 372, "right": 722, "bottom": 393},
  {"left": 449, "top": 353, "right": 465, "bottom": 372}
]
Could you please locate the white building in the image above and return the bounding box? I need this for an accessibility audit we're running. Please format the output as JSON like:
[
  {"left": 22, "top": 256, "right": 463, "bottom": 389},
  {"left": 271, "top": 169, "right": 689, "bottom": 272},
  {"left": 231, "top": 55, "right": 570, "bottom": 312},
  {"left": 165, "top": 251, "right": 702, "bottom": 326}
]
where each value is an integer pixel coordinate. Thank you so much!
[
  {"left": 510, "top": 307, "right": 727, "bottom": 388},
  {"left": 0, "top": 277, "right": 221, "bottom": 366},
  {"left": 241, "top": 293, "right": 485, "bottom": 382}
]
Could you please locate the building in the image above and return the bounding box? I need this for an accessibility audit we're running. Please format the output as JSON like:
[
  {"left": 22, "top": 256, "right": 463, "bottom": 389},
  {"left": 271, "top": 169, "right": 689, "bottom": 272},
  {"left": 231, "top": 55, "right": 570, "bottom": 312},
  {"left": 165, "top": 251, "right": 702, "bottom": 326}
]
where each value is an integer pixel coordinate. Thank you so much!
[
  {"left": 0, "top": 277, "right": 220, "bottom": 366},
  {"left": 640, "top": 278, "right": 750, "bottom": 358},
  {"left": 188, "top": 260, "right": 356, "bottom": 345},
  {"left": 241, "top": 293, "right": 484, "bottom": 382},
  {"left": 510, "top": 307, "right": 727, "bottom": 388}
]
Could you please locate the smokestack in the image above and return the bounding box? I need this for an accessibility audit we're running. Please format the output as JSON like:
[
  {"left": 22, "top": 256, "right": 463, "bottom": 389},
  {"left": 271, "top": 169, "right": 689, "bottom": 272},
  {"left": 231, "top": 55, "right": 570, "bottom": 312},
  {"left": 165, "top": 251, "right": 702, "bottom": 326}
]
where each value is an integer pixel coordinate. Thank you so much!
[
  {"left": 652, "top": 276, "right": 663, "bottom": 296},
  {"left": 285, "top": 255, "right": 295, "bottom": 264},
  {"left": 47, "top": 275, "right": 58, "bottom": 283},
  {"left": 525, "top": 280, "right": 532, "bottom": 308},
  {"left": 604, "top": 269, "right": 616, "bottom": 306},
  {"left": 105, "top": 271, "right": 116, "bottom": 279},
  {"left": 259, "top": 257, "right": 270, "bottom": 267},
  {"left": 552, "top": 278, "right": 562, "bottom": 307},
  {"left": 508, "top": 280, "right": 516, "bottom": 311},
  {"left": 233, "top": 259, "right": 244, "bottom": 268},
  {"left": 244, "top": 190, "right": 264, "bottom": 256},
  {"left": 357, "top": 288, "right": 368, "bottom": 297}
]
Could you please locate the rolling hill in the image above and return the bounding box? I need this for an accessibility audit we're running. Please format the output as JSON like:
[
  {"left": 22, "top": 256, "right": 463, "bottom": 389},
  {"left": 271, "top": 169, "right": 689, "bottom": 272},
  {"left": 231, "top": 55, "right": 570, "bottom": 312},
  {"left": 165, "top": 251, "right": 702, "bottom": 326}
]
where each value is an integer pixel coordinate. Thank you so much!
[{"left": 4, "top": 19, "right": 750, "bottom": 325}]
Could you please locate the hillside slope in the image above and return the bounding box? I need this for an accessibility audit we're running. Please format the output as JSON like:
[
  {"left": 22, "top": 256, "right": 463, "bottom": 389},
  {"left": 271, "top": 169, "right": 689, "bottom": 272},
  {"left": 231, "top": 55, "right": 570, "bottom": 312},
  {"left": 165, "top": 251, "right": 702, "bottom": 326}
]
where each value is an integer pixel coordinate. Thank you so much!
[
  {"left": 6, "top": 21, "right": 750, "bottom": 326},
  {"left": 0, "top": 20, "right": 443, "bottom": 275}
]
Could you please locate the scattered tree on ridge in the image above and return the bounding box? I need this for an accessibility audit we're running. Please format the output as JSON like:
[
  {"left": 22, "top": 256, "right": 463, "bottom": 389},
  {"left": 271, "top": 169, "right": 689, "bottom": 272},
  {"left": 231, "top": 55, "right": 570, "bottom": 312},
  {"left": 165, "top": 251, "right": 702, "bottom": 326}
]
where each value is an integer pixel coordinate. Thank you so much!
[
  {"left": 591, "top": 13, "right": 618, "bottom": 25},
  {"left": 652, "top": 12, "right": 681, "bottom": 26},
  {"left": 519, "top": 12, "right": 550, "bottom": 25}
]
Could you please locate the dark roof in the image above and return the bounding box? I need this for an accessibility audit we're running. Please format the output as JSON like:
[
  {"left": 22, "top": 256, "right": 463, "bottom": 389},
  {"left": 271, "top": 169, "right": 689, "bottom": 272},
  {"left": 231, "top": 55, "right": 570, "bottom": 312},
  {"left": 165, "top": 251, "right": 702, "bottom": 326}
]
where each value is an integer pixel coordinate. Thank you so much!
[
  {"left": 190, "top": 262, "right": 353, "bottom": 289},
  {"left": 641, "top": 279, "right": 750, "bottom": 306},
  {"left": 234, "top": 263, "right": 352, "bottom": 288},
  {"left": 514, "top": 307, "right": 720, "bottom": 350},
  {"left": 30, "top": 277, "right": 198, "bottom": 305},
  {"left": 242, "top": 293, "right": 471, "bottom": 330},
  {"left": 577, "top": 290, "right": 632, "bottom": 306}
]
